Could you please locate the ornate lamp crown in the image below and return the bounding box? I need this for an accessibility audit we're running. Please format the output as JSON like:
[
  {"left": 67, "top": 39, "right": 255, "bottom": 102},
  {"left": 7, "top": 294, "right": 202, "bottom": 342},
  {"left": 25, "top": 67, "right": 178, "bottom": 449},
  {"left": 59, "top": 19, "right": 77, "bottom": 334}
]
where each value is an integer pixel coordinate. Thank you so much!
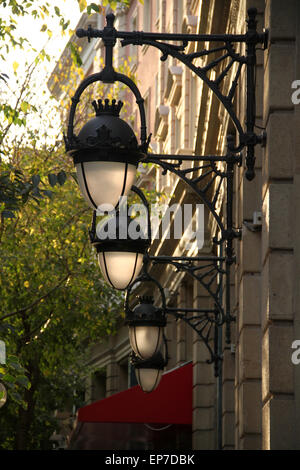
[{"left": 92, "top": 98, "right": 123, "bottom": 116}]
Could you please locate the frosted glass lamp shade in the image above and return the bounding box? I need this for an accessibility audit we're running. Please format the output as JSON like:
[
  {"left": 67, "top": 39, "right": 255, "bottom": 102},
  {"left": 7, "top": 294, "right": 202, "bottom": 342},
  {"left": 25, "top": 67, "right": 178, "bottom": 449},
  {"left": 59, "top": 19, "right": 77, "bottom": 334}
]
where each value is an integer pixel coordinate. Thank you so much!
[
  {"left": 129, "top": 325, "right": 163, "bottom": 360},
  {"left": 135, "top": 368, "right": 162, "bottom": 393},
  {"left": 98, "top": 251, "right": 143, "bottom": 290},
  {"left": 131, "top": 351, "right": 165, "bottom": 393},
  {"left": 76, "top": 161, "right": 136, "bottom": 210},
  {"left": 0, "top": 382, "right": 7, "bottom": 409}
]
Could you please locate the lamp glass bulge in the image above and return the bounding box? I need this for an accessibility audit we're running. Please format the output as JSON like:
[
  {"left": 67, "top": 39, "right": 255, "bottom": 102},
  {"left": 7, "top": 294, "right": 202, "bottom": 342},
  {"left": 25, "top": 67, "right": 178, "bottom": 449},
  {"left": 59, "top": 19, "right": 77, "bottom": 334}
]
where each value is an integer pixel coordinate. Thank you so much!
[
  {"left": 98, "top": 251, "right": 143, "bottom": 290},
  {"left": 76, "top": 161, "right": 136, "bottom": 210},
  {"left": 136, "top": 367, "right": 162, "bottom": 393},
  {"left": 129, "top": 325, "right": 163, "bottom": 360}
]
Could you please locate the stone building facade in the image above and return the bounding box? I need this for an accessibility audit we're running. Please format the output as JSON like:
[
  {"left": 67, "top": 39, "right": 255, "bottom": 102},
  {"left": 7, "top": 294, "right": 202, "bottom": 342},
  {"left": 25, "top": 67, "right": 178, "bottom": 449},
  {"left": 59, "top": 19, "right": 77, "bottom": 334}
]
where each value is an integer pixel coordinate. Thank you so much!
[{"left": 49, "top": 0, "right": 300, "bottom": 450}]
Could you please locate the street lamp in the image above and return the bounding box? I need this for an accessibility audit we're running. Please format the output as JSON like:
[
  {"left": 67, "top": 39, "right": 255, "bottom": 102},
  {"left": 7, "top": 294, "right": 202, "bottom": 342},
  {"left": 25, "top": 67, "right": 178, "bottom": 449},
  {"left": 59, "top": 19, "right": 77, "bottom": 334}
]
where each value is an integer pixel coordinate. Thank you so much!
[
  {"left": 66, "top": 7, "right": 267, "bottom": 427},
  {"left": 89, "top": 187, "right": 151, "bottom": 290},
  {"left": 66, "top": 99, "right": 143, "bottom": 210},
  {"left": 93, "top": 213, "right": 147, "bottom": 290},
  {"left": 126, "top": 296, "right": 166, "bottom": 360}
]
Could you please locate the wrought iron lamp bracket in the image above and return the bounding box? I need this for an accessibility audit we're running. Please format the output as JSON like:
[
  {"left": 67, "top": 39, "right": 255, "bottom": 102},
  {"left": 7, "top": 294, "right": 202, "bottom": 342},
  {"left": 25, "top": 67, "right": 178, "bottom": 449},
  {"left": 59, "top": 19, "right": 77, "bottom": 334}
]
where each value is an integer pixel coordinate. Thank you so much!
[
  {"left": 124, "top": 253, "right": 223, "bottom": 375},
  {"left": 166, "top": 307, "right": 223, "bottom": 377},
  {"left": 145, "top": 150, "right": 242, "bottom": 236},
  {"left": 76, "top": 7, "right": 268, "bottom": 180}
]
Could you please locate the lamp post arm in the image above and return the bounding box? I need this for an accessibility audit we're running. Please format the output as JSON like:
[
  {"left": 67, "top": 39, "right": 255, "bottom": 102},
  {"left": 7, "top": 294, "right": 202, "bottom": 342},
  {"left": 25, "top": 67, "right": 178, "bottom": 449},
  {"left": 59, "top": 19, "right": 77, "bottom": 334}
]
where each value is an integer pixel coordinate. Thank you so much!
[{"left": 76, "top": 21, "right": 265, "bottom": 45}]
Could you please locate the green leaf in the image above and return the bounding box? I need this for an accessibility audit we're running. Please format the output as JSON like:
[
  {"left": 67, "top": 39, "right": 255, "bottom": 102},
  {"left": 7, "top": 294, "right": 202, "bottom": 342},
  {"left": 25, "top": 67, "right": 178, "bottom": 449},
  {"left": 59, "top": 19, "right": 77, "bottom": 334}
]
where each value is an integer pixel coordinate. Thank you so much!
[
  {"left": 16, "top": 375, "right": 30, "bottom": 389},
  {"left": 6, "top": 355, "right": 20, "bottom": 364},
  {"left": 0, "top": 73, "right": 9, "bottom": 84},
  {"left": 87, "top": 3, "right": 100, "bottom": 14},
  {"left": 3, "top": 373, "right": 15, "bottom": 383},
  {"left": 10, "top": 391, "right": 23, "bottom": 404},
  {"left": 32, "top": 187, "right": 42, "bottom": 198},
  {"left": 12, "top": 61, "right": 19, "bottom": 73},
  {"left": 43, "top": 190, "right": 53, "bottom": 199},
  {"left": 20, "top": 101, "right": 30, "bottom": 113},
  {"left": 78, "top": 0, "right": 87, "bottom": 12},
  {"left": 48, "top": 173, "right": 57, "bottom": 187},
  {"left": 57, "top": 170, "right": 66, "bottom": 186},
  {"left": 90, "top": 3, "right": 100, "bottom": 12},
  {"left": 63, "top": 20, "right": 70, "bottom": 31},
  {"left": 69, "top": 42, "right": 82, "bottom": 67},
  {"left": 8, "top": 361, "right": 23, "bottom": 372},
  {"left": 32, "top": 174, "right": 40, "bottom": 187}
]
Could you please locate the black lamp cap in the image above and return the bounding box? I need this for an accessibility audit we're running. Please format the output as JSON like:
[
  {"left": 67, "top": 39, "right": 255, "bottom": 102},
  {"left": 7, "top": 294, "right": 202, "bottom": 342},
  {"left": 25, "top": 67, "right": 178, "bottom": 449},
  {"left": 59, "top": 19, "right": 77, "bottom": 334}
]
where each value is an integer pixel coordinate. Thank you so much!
[
  {"left": 125, "top": 296, "right": 166, "bottom": 327},
  {"left": 131, "top": 351, "right": 165, "bottom": 370},
  {"left": 94, "top": 239, "right": 149, "bottom": 254},
  {"left": 67, "top": 98, "right": 142, "bottom": 166}
]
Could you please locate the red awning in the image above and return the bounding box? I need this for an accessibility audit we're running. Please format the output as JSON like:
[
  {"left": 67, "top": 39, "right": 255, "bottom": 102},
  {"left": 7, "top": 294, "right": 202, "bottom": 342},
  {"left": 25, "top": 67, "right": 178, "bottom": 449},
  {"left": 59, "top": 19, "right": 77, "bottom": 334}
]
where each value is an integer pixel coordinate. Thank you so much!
[{"left": 78, "top": 362, "right": 193, "bottom": 425}]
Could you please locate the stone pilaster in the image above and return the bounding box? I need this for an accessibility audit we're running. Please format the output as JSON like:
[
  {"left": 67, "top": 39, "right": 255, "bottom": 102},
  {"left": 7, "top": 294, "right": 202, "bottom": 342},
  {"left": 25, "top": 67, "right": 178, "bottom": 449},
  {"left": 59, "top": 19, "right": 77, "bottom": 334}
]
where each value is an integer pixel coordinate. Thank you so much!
[
  {"left": 234, "top": 0, "right": 264, "bottom": 450},
  {"left": 192, "top": 279, "right": 216, "bottom": 450},
  {"left": 261, "top": 0, "right": 299, "bottom": 450}
]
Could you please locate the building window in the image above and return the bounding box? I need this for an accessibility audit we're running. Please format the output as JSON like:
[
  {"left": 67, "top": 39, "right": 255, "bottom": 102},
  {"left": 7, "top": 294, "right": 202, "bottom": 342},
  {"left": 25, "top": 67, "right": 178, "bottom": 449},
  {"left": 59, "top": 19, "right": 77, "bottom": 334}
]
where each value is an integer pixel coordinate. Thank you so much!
[{"left": 118, "top": 357, "right": 138, "bottom": 390}]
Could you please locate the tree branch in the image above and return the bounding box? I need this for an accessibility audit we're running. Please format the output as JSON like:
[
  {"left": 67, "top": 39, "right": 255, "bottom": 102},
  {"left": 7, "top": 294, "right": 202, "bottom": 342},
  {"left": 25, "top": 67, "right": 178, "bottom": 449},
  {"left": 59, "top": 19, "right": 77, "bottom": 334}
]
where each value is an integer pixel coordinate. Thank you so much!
[{"left": 0, "top": 273, "right": 70, "bottom": 323}]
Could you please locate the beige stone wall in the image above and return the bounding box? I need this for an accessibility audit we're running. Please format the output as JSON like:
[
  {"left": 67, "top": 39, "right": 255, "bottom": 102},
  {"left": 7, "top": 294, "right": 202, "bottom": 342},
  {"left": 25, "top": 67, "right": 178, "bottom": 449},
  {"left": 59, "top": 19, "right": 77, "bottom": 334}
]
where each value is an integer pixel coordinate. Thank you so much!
[
  {"left": 261, "top": 0, "right": 300, "bottom": 450},
  {"left": 233, "top": 0, "right": 300, "bottom": 451}
]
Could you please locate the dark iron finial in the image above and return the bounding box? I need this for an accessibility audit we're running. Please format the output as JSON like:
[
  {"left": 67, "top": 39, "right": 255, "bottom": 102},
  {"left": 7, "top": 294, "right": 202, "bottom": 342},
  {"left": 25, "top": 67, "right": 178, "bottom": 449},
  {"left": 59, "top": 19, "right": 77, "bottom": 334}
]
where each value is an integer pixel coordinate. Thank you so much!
[
  {"left": 247, "top": 7, "right": 258, "bottom": 30},
  {"left": 106, "top": 13, "right": 115, "bottom": 28}
]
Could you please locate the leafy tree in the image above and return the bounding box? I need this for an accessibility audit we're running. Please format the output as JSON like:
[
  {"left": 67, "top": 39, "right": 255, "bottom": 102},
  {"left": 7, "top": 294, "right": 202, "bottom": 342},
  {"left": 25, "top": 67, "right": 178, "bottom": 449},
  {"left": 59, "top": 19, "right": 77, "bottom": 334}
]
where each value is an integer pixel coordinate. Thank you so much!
[
  {"left": 0, "top": 0, "right": 71, "bottom": 217},
  {"left": 0, "top": 50, "right": 127, "bottom": 448},
  {"left": 0, "top": 142, "right": 124, "bottom": 449},
  {"left": 0, "top": 0, "right": 145, "bottom": 449}
]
